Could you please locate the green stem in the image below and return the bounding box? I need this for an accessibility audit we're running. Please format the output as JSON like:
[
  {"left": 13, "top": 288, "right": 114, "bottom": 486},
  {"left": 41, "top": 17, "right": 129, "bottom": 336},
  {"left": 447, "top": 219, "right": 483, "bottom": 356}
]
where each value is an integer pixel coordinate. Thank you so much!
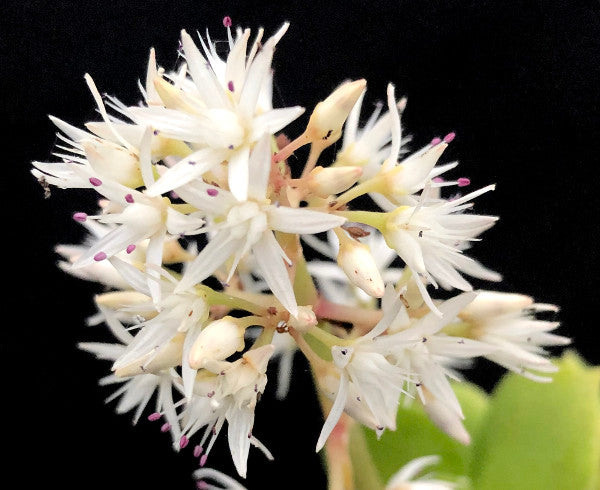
[
  {"left": 348, "top": 423, "right": 385, "bottom": 490},
  {"left": 306, "top": 325, "right": 353, "bottom": 348},
  {"left": 334, "top": 176, "right": 383, "bottom": 208},
  {"left": 251, "top": 325, "right": 275, "bottom": 349},
  {"left": 334, "top": 210, "right": 388, "bottom": 232},
  {"left": 294, "top": 252, "right": 319, "bottom": 306},
  {"left": 199, "top": 286, "right": 267, "bottom": 315}
]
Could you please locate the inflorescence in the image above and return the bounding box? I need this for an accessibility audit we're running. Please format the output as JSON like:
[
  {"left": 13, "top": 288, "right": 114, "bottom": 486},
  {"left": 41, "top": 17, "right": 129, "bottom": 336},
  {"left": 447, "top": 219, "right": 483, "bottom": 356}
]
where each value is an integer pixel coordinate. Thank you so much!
[{"left": 33, "top": 17, "right": 570, "bottom": 489}]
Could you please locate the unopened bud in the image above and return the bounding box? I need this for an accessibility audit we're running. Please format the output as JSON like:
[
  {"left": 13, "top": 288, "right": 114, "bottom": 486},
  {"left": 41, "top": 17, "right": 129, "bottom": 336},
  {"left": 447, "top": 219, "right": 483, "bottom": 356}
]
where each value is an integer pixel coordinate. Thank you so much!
[
  {"left": 188, "top": 316, "right": 245, "bottom": 369},
  {"left": 307, "top": 166, "right": 363, "bottom": 197},
  {"left": 288, "top": 305, "right": 317, "bottom": 333},
  {"left": 82, "top": 138, "right": 143, "bottom": 188},
  {"left": 459, "top": 291, "right": 534, "bottom": 322},
  {"left": 306, "top": 79, "right": 366, "bottom": 144},
  {"left": 384, "top": 143, "right": 448, "bottom": 197},
  {"left": 337, "top": 239, "right": 385, "bottom": 298},
  {"left": 114, "top": 333, "right": 185, "bottom": 377},
  {"left": 162, "top": 238, "right": 197, "bottom": 264},
  {"left": 94, "top": 290, "right": 152, "bottom": 310},
  {"left": 242, "top": 344, "right": 275, "bottom": 374}
]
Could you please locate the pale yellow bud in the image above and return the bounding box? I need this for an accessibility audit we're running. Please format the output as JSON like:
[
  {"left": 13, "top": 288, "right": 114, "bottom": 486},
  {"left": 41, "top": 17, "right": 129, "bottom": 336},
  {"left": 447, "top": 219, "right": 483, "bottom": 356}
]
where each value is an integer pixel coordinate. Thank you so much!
[
  {"left": 188, "top": 316, "right": 245, "bottom": 369},
  {"left": 114, "top": 332, "right": 184, "bottom": 377},
  {"left": 382, "top": 143, "right": 447, "bottom": 196},
  {"left": 153, "top": 76, "right": 203, "bottom": 114},
  {"left": 288, "top": 305, "right": 317, "bottom": 333},
  {"left": 459, "top": 291, "right": 534, "bottom": 322},
  {"left": 337, "top": 238, "right": 385, "bottom": 298},
  {"left": 82, "top": 138, "right": 143, "bottom": 188},
  {"left": 305, "top": 79, "right": 366, "bottom": 144},
  {"left": 307, "top": 166, "right": 363, "bottom": 197},
  {"left": 162, "top": 238, "right": 196, "bottom": 264},
  {"left": 243, "top": 344, "right": 275, "bottom": 374},
  {"left": 95, "top": 291, "right": 155, "bottom": 318}
]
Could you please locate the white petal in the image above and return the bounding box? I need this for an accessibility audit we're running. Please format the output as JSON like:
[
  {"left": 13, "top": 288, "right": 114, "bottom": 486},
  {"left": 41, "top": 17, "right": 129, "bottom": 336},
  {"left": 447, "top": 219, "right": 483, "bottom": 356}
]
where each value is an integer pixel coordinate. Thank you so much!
[
  {"left": 267, "top": 206, "right": 346, "bottom": 234},
  {"left": 180, "top": 30, "right": 230, "bottom": 109},
  {"left": 227, "top": 407, "right": 254, "bottom": 478},
  {"left": 251, "top": 106, "right": 305, "bottom": 139},
  {"left": 228, "top": 146, "right": 250, "bottom": 202},
  {"left": 145, "top": 229, "right": 166, "bottom": 305},
  {"left": 147, "top": 148, "right": 223, "bottom": 197},
  {"left": 247, "top": 134, "right": 272, "bottom": 201},
  {"left": 316, "top": 371, "right": 349, "bottom": 452},
  {"left": 252, "top": 233, "right": 298, "bottom": 317},
  {"left": 175, "top": 231, "right": 242, "bottom": 293}
]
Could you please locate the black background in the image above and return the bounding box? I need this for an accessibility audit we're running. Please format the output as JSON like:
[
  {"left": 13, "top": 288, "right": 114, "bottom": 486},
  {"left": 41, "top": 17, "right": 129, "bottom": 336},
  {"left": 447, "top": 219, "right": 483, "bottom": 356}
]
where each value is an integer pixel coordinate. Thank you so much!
[{"left": 4, "top": 1, "right": 600, "bottom": 488}]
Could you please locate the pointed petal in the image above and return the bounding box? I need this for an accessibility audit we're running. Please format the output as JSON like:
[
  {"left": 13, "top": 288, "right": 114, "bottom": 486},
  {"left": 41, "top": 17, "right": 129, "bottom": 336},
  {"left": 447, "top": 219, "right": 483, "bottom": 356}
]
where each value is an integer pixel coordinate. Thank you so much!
[
  {"left": 175, "top": 231, "right": 241, "bottom": 293},
  {"left": 316, "top": 371, "right": 349, "bottom": 452},
  {"left": 247, "top": 134, "right": 272, "bottom": 201},
  {"left": 267, "top": 207, "right": 346, "bottom": 234},
  {"left": 228, "top": 146, "right": 250, "bottom": 201},
  {"left": 180, "top": 30, "right": 230, "bottom": 109},
  {"left": 251, "top": 106, "right": 305, "bottom": 139},
  {"left": 227, "top": 407, "right": 254, "bottom": 478},
  {"left": 252, "top": 233, "right": 298, "bottom": 317},
  {"left": 146, "top": 149, "right": 221, "bottom": 197}
]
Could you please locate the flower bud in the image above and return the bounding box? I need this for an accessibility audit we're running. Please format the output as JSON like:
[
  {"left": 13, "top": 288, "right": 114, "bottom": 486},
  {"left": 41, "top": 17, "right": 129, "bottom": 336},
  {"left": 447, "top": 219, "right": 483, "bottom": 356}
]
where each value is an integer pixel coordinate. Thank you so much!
[
  {"left": 288, "top": 305, "right": 317, "bottom": 333},
  {"left": 114, "top": 333, "right": 185, "bottom": 377},
  {"left": 459, "top": 291, "right": 534, "bottom": 322},
  {"left": 305, "top": 79, "right": 366, "bottom": 144},
  {"left": 307, "top": 166, "right": 363, "bottom": 197},
  {"left": 188, "top": 316, "right": 246, "bottom": 369},
  {"left": 337, "top": 239, "right": 385, "bottom": 298},
  {"left": 82, "top": 138, "right": 143, "bottom": 188},
  {"left": 383, "top": 143, "right": 448, "bottom": 197},
  {"left": 94, "top": 290, "right": 153, "bottom": 315},
  {"left": 243, "top": 344, "right": 275, "bottom": 374}
]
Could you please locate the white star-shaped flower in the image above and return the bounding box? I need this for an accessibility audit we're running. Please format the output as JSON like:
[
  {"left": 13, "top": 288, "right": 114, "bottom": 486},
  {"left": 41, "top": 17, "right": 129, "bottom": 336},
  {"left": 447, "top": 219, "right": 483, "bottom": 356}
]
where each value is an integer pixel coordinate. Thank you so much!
[
  {"left": 172, "top": 135, "right": 347, "bottom": 317},
  {"left": 125, "top": 23, "right": 305, "bottom": 202}
]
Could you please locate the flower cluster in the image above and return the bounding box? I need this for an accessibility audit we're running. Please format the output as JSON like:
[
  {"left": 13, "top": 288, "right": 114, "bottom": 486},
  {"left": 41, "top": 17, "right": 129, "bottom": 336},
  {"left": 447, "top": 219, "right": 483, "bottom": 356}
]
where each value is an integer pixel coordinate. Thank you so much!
[{"left": 34, "top": 17, "right": 570, "bottom": 487}]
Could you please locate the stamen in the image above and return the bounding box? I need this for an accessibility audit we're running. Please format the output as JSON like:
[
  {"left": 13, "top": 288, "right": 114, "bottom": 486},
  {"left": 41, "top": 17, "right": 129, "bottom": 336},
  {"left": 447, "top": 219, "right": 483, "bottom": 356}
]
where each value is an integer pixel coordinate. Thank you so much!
[
  {"left": 199, "top": 454, "right": 208, "bottom": 467},
  {"left": 126, "top": 244, "right": 136, "bottom": 254},
  {"left": 430, "top": 137, "right": 442, "bottom": 146},
  {"left": 196, "top": 482, "right": 209, "bottom": 490},
  {"left": 432, "top": 177, "right": 444, "bottom": 183},
  {"left": 222, "top": 16, "right": 232, "bottom": 27},
  {"left": 458, "top": 177, "right": 471, "bottom": 187},
  {"left": 170, "top": 191, "right": 180, "bottom": 200},
  {"left": 73, "top": 212, "right": 87, "bottom": 222},
  {"left": 94, "top": 252, "right": 107, "bottom": 262},
  {"left": 180, "top": 435, "right": 189, "bottom": 449},
  {"left": 227, "top": 80, "right": 235, "bottom": 92},
  {"left": 193, "top": 445, "right": 203, "bottom": 458},
  {"left": 206, "top": 188, "right": 219, "bottom": 197},
  {"left": 89, "top": 177, "right": 102, "bottom": 186},
  {"left": 443, "top": 132, "right": 456, "bottom": 143},
  {"left": 161, "top": 422, "right": 171, "bottom": 433},
  {"left": 125, "top": 193, "right": 134, "bottom": 203},
  {"left": 147, "top": 412, "right": 162, "bottom": 421}
]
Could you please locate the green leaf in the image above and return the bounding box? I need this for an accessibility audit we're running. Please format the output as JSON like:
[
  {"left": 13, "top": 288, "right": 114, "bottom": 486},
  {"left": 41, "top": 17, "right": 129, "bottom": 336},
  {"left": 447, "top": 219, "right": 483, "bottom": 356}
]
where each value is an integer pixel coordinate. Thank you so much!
[
  {"left": 471, "top": 351, "right": 600, "bottom": 490},
  {"left": 362, "top": 381, "right": 489, "bottom": 486}
]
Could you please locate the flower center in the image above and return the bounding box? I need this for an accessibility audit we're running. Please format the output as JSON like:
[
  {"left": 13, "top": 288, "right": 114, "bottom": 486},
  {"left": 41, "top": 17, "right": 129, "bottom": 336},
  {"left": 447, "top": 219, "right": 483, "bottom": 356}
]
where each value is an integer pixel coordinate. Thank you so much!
[{"left": 226, "top": 201, "right": 268, "bottom": 241}]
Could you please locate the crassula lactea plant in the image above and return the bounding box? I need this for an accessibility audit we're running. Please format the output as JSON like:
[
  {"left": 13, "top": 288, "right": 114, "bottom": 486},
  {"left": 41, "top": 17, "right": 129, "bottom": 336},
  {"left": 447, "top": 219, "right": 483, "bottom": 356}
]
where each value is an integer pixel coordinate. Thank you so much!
[{"left": 33, "top": 17, "right": 570, "bottom": 490}]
